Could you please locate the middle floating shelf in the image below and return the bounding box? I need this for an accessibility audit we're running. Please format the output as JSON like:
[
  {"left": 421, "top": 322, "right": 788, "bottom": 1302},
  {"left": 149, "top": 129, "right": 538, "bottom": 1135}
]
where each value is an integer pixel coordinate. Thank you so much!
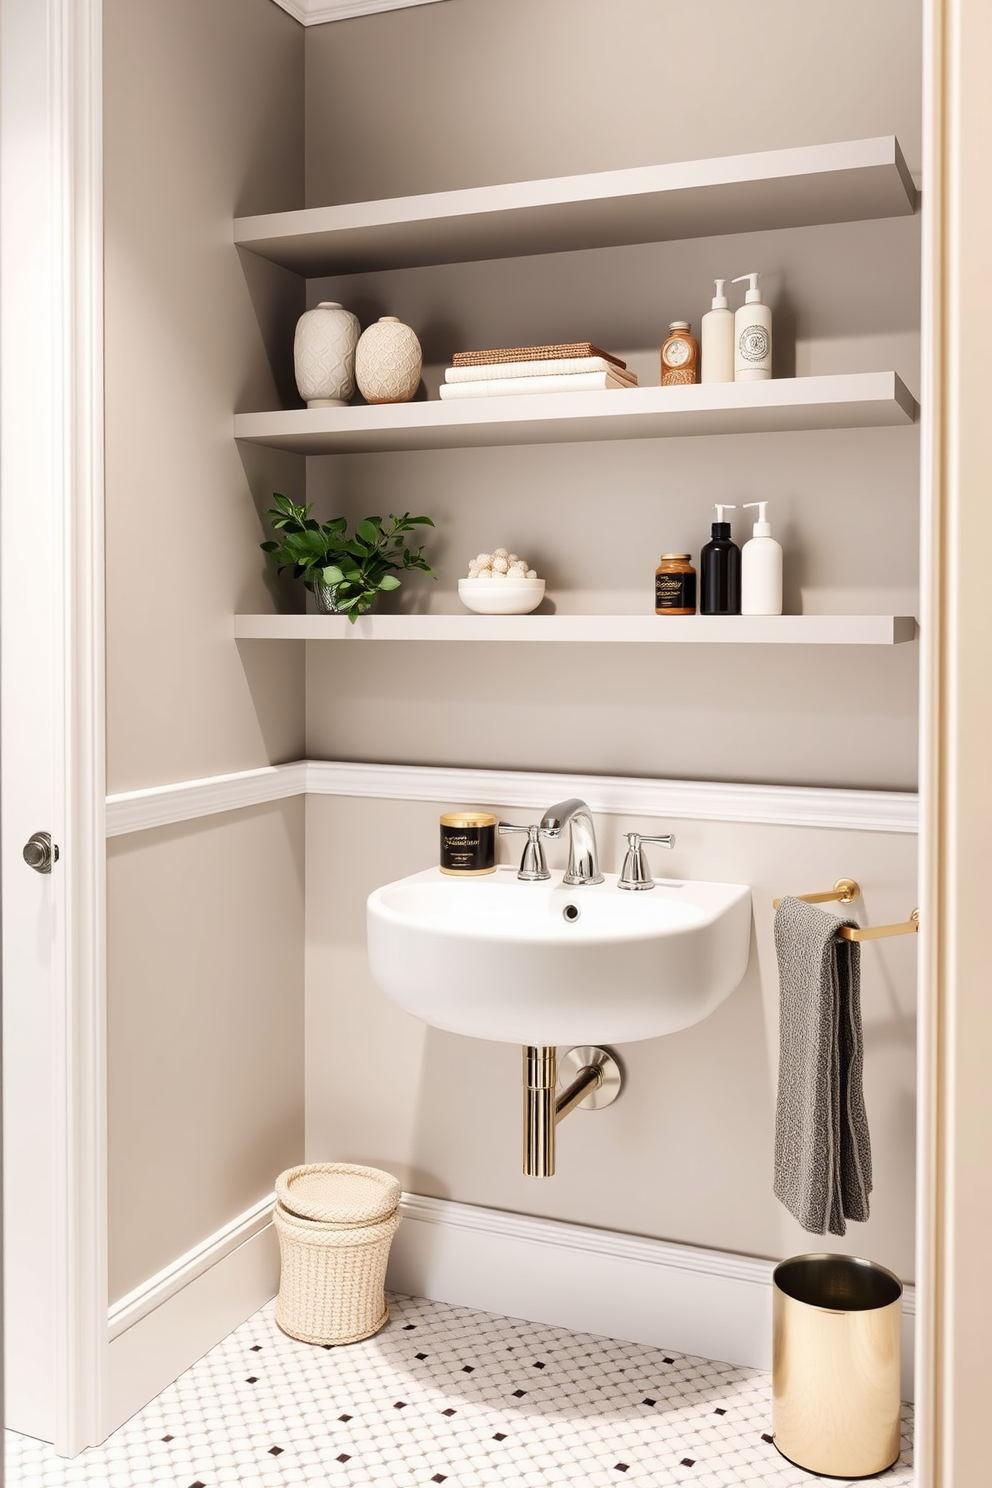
[
  {"left": 235, "top": 615, "right": 917, "bottom": 646},
  {"left": 233, "top": 372, "right": 916, "bottom": 455}
]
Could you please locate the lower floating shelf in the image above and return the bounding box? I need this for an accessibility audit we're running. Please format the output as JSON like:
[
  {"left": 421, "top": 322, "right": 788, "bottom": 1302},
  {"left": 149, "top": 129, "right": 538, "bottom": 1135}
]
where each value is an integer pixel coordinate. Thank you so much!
[{"left": 234, "top": 614, "right": 917, "bottom": 645}]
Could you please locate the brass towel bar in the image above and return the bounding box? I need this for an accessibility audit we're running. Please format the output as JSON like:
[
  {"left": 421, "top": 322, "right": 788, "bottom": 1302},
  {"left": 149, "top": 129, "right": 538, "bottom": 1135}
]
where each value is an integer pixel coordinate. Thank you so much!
[{"left": 772, "top": 878, "right": 920, "bottom": 942}]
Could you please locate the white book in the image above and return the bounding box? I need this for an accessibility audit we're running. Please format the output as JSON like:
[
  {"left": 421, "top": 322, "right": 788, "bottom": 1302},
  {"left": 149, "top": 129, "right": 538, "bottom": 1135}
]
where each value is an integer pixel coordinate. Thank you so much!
[
  {"left": 445, "top": 357, "right": 637, "bottom": 385},
  {"left": 439, "top": 371, "right": 633, "bottom": 399}
]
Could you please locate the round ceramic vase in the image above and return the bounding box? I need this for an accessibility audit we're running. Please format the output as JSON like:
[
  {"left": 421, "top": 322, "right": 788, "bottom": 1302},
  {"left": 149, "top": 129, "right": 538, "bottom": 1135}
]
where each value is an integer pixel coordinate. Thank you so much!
[
  {"left": 294, "top": 301, "right": 360, "bottom": 407},
  {"left": 355, "top": 316, "right": 422, "bottom": 404}
]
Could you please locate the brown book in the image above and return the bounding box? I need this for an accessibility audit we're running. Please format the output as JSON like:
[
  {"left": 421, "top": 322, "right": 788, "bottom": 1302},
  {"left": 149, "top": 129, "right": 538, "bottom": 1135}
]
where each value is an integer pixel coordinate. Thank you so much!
[{"left": 452, "top": 342, "right": 627, "bottom": 371}]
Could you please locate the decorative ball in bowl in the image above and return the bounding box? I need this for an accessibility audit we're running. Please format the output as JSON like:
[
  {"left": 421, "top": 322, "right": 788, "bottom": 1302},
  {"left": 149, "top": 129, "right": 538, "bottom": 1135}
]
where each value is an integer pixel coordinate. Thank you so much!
[{"left": 458, "top": 549, "right": 545, "bottom": 615}]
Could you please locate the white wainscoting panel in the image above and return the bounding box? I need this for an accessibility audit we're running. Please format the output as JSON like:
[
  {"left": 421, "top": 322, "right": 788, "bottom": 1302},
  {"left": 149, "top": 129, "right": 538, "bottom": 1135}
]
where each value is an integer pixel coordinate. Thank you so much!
[
  {"left": 106, "top": 759, "right": 919, "bottom": 837},
  {"left": 389, "top": 1193, "right": 917, "bottom": 1401}
]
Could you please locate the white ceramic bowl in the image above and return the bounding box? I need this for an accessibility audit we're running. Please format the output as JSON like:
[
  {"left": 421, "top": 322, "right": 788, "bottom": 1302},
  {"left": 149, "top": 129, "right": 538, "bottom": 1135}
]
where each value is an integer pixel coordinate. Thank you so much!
[{"left": 458, "top": 577, "right": 545, "bottom": 615}]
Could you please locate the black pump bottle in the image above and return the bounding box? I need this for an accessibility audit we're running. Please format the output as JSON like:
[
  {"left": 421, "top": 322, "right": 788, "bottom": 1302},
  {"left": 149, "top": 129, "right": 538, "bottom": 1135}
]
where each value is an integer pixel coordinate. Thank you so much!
[{"left": 700, "top": 504, "right": 742, "bottom": 614}]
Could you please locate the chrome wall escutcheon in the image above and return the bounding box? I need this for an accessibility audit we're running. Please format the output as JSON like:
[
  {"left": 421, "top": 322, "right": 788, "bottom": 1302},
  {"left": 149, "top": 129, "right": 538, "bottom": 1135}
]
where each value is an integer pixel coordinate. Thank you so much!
[{"left": 23, "top": 831, "right": 58, "bottom": 874}]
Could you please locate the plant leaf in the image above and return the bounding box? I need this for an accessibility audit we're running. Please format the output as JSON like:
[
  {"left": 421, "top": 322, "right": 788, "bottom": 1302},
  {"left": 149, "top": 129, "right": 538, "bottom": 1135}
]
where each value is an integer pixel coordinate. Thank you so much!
[{"left": 378, "top": 574, "right": 401, "bottom": 591}]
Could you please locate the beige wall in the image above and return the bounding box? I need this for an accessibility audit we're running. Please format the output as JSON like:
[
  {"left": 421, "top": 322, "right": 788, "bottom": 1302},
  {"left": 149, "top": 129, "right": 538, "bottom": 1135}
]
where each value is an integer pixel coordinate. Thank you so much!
[
  {"left": 107, "top": 800, "right": 305, "bottom": 1303},
  {"left": 301, "top": 2, "right": 921, "bottom": 792},
  {"left": 100, "top": 0, "right": 923, "bottom": 1314},
  {"left": 306, "top": 793, "right": 918, "bottom": 1280},
  {"left": 298, "top": 0, "right": 921, "bottom": 1284},
  {"left": 305, "top": 0, "right": 922, "bottom": 204},
  {"left": 103, "top": 0, "right": 308, "bottom": 1299},
  {"left": 104, "top": 0, "right": 306, "bottom": 794}
]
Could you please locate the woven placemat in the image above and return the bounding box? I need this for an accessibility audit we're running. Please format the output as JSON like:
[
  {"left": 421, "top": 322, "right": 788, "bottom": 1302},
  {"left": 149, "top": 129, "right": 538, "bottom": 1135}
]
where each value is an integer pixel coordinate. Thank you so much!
[{"left": 452, "top": 342, "right": 626, "bottom": 370}]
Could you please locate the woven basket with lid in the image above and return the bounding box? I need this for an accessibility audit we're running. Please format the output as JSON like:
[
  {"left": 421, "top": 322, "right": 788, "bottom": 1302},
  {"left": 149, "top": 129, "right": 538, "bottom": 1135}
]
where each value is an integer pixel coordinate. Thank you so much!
[
  {"left": 277, "top": 1163, "right": 400, "bottom": 1226},
  {"left": 273, "top": 1163, "right": 401, "bottom": 1346}
]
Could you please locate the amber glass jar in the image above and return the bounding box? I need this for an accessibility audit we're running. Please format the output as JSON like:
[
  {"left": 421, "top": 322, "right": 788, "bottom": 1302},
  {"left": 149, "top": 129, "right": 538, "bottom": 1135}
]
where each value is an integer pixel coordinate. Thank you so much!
[
  {"left": 655, "top": 554, "right": 697, "bottom": 615},
  {"left": 660, "top": 321, "right": 700, "bottom": 385}
]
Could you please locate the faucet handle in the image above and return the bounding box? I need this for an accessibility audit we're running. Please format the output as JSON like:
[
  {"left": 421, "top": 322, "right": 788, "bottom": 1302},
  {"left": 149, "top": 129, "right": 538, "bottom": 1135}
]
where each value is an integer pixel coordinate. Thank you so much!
[
  {"left": 618, "top": 831, "right": 676, "bottom": 891},
  {"left": 498, "top": 822, "right": 551, "bottom": 881}
]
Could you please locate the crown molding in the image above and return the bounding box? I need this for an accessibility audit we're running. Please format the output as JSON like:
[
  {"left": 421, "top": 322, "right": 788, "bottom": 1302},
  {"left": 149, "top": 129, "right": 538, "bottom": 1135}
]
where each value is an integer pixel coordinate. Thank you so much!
[{"left": 270, "top": 0, "right": 446, "bottom": 25}]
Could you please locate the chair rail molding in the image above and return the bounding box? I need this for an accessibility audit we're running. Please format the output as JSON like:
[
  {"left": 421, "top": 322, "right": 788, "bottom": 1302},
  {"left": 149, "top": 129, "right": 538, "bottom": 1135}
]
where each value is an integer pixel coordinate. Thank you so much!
[
  {"left": 270, "top": 0, "right": 446, "bottom": 25},
  {"left": 106, "top": 760, "right": 920, "bottom": 838}
]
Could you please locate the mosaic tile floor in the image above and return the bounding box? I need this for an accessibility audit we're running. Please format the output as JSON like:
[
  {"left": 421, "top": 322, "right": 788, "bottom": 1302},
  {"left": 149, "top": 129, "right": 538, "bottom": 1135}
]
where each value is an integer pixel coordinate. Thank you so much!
[{"left": 7, "top": 1292, "right": 913, "bottom": 1487}]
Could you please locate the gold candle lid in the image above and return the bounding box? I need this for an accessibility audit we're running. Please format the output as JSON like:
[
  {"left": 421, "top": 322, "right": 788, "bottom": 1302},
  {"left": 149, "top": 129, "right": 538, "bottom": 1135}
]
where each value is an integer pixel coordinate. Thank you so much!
[{"left": 440, "top": 812, "right": 497, "bottom": 828}]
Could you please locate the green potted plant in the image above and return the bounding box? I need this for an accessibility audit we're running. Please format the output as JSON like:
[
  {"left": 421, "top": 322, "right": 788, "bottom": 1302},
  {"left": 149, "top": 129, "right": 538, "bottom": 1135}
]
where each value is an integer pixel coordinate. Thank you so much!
[{"left": 260, "top": 493, "right": 435, "bottom": 621}]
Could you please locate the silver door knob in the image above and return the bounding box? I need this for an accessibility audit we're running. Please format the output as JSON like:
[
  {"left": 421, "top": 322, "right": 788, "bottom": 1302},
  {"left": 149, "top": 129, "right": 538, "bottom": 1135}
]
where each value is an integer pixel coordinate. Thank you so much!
[{"left": 23, "top": 831, "right": 58, "bottom": 874}]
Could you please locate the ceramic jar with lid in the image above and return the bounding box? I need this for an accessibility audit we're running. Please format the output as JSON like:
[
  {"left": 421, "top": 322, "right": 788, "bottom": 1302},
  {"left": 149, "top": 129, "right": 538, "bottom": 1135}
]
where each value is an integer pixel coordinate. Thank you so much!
[{"left": 355, "top": 316, "right": 422, "bottom": 404}]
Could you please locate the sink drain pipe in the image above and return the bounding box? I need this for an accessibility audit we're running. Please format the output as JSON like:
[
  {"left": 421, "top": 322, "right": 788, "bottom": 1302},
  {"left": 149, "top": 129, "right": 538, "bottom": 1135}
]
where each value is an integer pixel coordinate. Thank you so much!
[{"left": 522, "top": 1045, "right": 623, "bottom": 1177}]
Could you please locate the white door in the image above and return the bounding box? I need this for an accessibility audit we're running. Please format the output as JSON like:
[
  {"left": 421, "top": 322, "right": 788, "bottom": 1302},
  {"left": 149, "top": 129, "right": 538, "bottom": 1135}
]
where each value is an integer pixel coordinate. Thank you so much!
[
  {"left": 1, "top": 0, "right": 106, "bottom": 1455},
  {"left": 1, "top": 0, "right": 64, "bottom": 1441}
]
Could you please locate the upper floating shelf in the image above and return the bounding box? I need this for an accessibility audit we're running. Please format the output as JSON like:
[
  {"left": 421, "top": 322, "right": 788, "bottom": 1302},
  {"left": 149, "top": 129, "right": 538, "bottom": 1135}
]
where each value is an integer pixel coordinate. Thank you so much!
[
  {"left": 234, "top": 137, "right": 917, "bottom": 276},
  {"left": 234, "top": 614, "right": 917, "bottom": 646},
  {"left": 234, "top": 373, "right": 917, "bottom": 456}
]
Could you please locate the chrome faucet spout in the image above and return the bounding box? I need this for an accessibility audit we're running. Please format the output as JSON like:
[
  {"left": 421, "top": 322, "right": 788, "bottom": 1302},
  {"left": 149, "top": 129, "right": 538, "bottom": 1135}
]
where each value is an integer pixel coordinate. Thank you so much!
[{"left": 539, "top": 797, "right": 604, "bottom": 886}]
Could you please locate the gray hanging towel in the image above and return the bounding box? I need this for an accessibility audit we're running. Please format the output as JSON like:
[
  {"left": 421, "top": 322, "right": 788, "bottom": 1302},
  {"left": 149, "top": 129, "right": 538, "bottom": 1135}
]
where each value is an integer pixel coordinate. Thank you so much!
[{"left": 773, "top": 895, "right": 872, "bottom": 1236}]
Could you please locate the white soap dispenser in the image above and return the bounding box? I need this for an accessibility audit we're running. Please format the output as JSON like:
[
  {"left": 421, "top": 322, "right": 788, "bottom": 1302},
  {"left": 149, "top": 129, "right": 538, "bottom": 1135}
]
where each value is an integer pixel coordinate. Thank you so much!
[
  {"left": 741, "top": 501, "right": 783, "bottom": 615},
  {"left": 731, "top": 272, "right": 772, "bottom": 381},
  {"left": 700, "top": 279, "right": 735, "bottom": 383}
]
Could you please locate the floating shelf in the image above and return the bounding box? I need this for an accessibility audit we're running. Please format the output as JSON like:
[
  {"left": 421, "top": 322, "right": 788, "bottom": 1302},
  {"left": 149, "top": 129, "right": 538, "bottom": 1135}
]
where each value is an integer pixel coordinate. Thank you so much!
[
  {"left": 234, "top": 137, "right": 916, "bottom": 275},
  {"left": 234, "top": 373, "right": 917, "bottom": 456},
  {"left": 235, "top": 615, "right": 917, "bottom": 646}
]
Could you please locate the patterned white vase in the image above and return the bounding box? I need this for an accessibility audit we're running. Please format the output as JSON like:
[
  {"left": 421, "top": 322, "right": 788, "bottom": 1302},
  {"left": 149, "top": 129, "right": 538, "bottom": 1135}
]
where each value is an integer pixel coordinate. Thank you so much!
[
  {"left": 294, "top": 301, "right": 360, "bottom": 407},
  {"left": 355, "top": 316, "right": 422, "bottom": 404}
]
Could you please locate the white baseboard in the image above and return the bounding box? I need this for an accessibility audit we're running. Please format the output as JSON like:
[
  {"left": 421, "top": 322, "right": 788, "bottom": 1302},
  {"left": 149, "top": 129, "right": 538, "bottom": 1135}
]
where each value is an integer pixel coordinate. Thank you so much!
[
  {"left": 99, "top": 1187, "right": 916, "bottom": 1442},
  {"left": 104, "top": 1196, "right": 278, "bottom": 1439},
  {"left": 389, "top": 1193, "right": 917, "bottom": 1402}
]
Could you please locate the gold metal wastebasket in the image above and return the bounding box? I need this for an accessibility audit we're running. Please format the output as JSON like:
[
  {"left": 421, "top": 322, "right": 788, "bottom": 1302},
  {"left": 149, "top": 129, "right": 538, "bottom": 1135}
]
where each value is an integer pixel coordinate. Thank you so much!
[{"left": 772, "top": 1254, "right": 902, "bottom": 1479}]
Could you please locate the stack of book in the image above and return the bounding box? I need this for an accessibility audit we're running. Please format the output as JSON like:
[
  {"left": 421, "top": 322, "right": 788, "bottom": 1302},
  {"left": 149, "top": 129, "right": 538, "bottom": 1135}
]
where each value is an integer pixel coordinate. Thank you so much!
[{"left": 439, "top": 342, "right": 637, "bottom": 399}]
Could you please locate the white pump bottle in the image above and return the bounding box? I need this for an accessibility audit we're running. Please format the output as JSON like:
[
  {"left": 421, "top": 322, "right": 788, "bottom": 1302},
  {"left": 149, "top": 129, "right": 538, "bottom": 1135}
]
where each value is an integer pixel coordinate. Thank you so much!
[
  {"left": 741, "top": 501, "right": 782, "bottom": 615},
  {"left": 700, "top": 279, "right": 735, "bottom": 383},
  {"left": 732, "top": 272, "right": 772, "bottom": 381}
]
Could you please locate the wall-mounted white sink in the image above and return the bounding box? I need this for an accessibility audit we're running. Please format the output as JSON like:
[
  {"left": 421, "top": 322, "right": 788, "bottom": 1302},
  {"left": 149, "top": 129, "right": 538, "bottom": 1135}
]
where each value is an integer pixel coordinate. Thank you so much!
[{"left": 366, "top": 867, "right": 752, "bottom": 1045}]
